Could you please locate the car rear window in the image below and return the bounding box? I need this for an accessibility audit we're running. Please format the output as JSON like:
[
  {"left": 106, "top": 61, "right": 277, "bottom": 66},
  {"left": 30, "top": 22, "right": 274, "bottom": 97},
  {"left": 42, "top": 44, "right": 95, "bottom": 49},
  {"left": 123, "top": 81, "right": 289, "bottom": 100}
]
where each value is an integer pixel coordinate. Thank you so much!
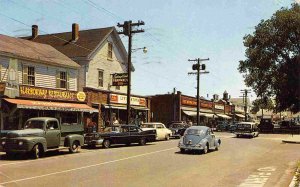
[
  {"left": 237, "top": 124, "right": 251, "bottom": 129},
  {"left": 185, "top": 129, "right": 205, "bottom": 135}
]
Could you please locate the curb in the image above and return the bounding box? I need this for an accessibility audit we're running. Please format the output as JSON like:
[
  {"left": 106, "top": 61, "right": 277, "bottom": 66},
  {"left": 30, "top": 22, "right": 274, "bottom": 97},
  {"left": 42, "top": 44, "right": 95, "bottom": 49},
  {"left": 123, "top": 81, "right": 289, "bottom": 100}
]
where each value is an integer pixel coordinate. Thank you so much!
[
  {"left": 282, "top": 140, "right": 300, "bottom": 144},
  {"left": 289, "top": 166, "right": 299, "bottom": 187}
]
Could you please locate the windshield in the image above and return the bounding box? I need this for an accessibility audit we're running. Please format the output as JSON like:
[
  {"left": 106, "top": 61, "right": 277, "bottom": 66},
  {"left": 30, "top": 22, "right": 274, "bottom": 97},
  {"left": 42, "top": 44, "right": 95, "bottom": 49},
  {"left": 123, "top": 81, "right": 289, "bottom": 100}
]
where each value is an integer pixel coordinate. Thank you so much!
[
  {"left": 104, "top": 126, "right": 121, "bottom": 132},
  {"left": 185, "top": 129, "right": 205, "bottom": 135},
  {"left": 237, "top": 124, "right": 251, "bottom": 129},
  {"left": 141, "top": 124, "right": 155, "bottom": 128},
  {"left": 24, "top": 120, "right": 44, "bottom": 130},
  {"left": 169, "top": 124, "right": 185, "bottom": 128}
]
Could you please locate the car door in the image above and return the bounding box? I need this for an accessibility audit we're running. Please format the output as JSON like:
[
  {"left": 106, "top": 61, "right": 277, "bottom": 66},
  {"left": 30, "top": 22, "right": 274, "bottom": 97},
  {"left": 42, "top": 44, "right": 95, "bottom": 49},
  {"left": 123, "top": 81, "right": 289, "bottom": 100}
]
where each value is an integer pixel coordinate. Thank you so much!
[
  {"left": 207, "top": 129, "right": 215, "bottom": 148},
  {"left": 45, "top": 120, "right": 61, "bottom": 148},
  {"left": 156, "top": 124, "right": 163, "bottom": 140},
  {"left": 129, "top": 126, "right": 139, "bottom": 143}
]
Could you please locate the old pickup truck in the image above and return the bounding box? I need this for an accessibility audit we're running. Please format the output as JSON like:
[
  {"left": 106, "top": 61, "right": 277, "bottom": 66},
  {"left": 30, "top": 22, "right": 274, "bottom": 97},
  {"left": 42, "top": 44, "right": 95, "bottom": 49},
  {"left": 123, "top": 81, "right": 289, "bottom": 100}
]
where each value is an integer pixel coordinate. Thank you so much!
[
  {"left": 84, "top": 125, "right": 156, "bottom": 148},
  {"left": 0, "top": 117, "right": 84, "bottom": 159}
]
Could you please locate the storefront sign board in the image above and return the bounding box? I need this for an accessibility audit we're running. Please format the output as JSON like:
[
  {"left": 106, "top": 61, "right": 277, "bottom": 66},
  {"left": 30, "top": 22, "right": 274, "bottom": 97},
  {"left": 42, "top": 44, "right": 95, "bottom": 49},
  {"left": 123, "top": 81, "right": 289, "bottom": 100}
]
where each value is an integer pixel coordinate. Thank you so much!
[{"left": 110, "top": 94, "right": 146, "bottom": 106}]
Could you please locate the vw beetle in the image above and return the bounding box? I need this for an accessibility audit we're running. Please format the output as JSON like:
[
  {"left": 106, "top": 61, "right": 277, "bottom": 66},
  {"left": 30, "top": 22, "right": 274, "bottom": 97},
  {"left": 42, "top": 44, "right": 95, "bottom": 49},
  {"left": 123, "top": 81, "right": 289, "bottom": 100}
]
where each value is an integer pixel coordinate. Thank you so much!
[{"left": 178, "top": 126, "right": 221, "bottom": 154}]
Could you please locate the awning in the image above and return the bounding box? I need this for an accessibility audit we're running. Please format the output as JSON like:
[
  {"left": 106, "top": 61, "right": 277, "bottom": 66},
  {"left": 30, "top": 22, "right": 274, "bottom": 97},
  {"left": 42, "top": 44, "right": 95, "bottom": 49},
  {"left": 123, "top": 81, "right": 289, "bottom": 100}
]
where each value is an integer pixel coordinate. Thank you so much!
[
  {"left": 102, "top": 104, "right": 126, "bottom": 110},
  {"left": 235, "top": 114, "right": 245, "bottom": 118},
  {"left": 4, "top": 98, "right": 98, "bottom": 113},
  {"left": 182, "top": 110, "right": 206, "bottom": 117},
  {"left": 131, "top": 106, "right": 150, "bottom": 110},
  {"left": 216, "top": 114, "right": 232, "bottom": 119},
  {"left": 204, "top": 113, "right": 218, "bottom": 118},
  {"left": 181, "top": 106, "right": 213, "bottom": 113}
]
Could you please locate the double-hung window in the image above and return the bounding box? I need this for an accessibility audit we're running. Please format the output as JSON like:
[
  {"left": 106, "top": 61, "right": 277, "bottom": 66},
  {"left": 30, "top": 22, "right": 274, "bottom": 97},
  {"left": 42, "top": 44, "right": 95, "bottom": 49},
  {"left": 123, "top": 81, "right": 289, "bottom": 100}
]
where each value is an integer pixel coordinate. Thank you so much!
[
  {"left": 23, "top": 65, "right": 35, "bottom": 86},
  {"left": 108, "top": 42, "right": 113, "bottom": 59},
  {"left": 60, "top": 71, "right": 67, "bottom": 89},
  {"left": 98, "top": 70, "right": 104, "bottom": 87}
]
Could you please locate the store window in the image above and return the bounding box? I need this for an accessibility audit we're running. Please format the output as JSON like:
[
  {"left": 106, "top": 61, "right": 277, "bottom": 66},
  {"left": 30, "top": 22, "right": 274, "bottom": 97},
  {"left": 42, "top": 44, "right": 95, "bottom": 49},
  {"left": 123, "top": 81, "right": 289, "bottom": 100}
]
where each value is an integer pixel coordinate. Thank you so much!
[
  {"left": 61, "top": 112, "right": 78, "bottom": 125},
  {"left": 98, "top": 70, "right": 104, "bottom": 87},
  {"left": 108, "top": 42, "right": 113, "bottom": 59}
]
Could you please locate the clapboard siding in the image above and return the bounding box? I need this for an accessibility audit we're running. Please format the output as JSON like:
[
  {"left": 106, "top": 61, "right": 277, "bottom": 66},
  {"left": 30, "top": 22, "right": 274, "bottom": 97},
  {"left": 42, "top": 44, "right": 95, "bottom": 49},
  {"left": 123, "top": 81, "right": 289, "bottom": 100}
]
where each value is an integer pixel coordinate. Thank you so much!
[{"left": 0, "top": 56, "right": 78, "bottom": 91}]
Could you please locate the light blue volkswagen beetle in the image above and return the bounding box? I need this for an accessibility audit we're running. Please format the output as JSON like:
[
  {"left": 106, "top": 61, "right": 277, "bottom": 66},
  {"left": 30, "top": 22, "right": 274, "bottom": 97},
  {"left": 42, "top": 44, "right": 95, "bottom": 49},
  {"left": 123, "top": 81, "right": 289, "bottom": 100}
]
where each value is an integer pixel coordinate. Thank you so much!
[{"left": 178, "top": 126, "right": 221, "bottom": 154}]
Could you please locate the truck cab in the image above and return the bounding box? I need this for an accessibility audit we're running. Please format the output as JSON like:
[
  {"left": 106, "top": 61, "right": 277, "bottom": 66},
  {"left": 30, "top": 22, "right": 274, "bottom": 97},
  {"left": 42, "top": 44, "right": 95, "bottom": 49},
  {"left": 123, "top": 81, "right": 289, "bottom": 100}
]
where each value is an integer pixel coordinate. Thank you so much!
[{"left": 0, "top": 117, "right": 84, "bottom": 159}]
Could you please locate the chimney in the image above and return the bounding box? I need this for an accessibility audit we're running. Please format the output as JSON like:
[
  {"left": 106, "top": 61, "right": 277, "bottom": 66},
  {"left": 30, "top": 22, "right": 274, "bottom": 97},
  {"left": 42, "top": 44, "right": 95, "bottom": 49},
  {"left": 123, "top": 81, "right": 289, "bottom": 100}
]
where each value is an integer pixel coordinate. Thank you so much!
[
  {"left": 32, "top": 25, "right": 38, "bottom": 39},
  {"left": 72, "top": 23, "right": 79, "bottom": 41}
]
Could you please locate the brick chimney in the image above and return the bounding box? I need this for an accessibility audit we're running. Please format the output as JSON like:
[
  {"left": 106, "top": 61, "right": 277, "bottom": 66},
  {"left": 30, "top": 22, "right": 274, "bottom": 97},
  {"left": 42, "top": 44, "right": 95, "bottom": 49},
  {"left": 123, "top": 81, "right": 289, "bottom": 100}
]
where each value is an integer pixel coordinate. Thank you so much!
[
  {"left": 31, "top": 25, "right": 38, "bottom": 39},
  {"left": 72, "top": 23, "right": 79, "bottom": 41}
]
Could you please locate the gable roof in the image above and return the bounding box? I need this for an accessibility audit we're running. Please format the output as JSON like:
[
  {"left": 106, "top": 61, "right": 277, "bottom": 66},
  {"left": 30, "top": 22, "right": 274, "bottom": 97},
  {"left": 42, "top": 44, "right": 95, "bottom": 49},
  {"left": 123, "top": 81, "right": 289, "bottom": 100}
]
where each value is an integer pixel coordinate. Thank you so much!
[
  {"left": 0, "top": 34, "right": 80, "bottom": 69},
  {"left": 23, "top": 27, "right": 126, "bottom": 59}
]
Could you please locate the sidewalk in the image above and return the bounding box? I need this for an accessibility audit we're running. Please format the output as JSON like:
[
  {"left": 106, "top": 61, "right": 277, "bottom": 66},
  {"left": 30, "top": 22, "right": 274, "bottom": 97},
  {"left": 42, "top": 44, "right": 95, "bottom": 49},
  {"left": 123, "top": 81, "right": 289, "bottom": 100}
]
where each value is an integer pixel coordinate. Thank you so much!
[{"left": 282, "top": 135, "right": 300, "bottom": 144}]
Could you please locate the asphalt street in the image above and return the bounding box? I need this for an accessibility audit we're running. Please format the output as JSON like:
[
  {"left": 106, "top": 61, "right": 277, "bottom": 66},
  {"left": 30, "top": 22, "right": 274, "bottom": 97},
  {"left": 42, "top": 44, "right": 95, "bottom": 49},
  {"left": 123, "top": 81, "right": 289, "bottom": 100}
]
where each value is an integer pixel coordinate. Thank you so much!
[{"left": 0, "top": 133, "right": 299, "bottom": 187}]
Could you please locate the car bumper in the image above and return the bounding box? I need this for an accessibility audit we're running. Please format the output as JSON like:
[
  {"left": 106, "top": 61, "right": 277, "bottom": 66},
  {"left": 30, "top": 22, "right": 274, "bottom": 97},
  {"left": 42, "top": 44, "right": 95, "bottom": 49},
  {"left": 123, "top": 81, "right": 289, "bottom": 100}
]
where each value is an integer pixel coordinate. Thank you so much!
[
  {"left": 235, "top": 132, "right": 253, "bottom": 136},
  {"left": 85, "top": 139, "right": 104, "bottom": 145},
  {"left": 178, "top": 144, "right": 203, "bottom": 151}
]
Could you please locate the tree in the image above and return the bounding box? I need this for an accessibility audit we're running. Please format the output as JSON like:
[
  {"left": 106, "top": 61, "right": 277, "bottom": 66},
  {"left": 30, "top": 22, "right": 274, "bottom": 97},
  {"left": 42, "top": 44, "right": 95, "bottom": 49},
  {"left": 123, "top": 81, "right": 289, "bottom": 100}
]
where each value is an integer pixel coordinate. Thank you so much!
[
  {"left": 239, "top": 3, "right": 300, "bottom": 113},
  {"left": 251, "top": 97, "right": 274, "bottom": 114}
]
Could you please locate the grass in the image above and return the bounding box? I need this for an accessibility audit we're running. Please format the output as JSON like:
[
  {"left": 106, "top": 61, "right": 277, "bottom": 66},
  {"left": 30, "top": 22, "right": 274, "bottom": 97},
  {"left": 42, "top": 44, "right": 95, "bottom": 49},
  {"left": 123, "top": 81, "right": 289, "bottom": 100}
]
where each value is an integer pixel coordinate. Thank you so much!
[{"left": 294, "top": 161, "right": 300, "bottom": 187}]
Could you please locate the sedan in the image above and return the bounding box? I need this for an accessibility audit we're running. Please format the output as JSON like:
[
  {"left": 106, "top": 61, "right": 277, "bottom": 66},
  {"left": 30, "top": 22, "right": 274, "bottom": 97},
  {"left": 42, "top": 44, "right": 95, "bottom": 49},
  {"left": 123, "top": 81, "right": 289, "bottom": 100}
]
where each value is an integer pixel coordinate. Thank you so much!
[{"left": 178, "top": 126, "right": 221, "bottom": 154}]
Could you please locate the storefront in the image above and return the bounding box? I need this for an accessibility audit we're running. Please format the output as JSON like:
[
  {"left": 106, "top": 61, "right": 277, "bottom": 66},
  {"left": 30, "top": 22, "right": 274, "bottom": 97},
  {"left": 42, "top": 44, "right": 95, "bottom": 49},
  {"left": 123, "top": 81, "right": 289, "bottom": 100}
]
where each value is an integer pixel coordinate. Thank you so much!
[{"left": 1, "top": 85, "right": 97, "bottom": 130}]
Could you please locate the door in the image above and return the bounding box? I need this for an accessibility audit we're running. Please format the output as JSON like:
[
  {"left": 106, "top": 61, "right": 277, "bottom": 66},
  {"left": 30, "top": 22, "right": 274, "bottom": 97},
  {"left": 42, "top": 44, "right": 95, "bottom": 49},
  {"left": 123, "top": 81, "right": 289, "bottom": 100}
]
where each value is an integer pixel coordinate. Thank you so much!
[
  {"left": 207, "top": 129, "right": 215, "bottom": 148},
  {"left": 45, "top": 120, "right": 61, "bottom": 148},
  {"left": 156, "top": 124, "right": 164, "bottom": 140}
]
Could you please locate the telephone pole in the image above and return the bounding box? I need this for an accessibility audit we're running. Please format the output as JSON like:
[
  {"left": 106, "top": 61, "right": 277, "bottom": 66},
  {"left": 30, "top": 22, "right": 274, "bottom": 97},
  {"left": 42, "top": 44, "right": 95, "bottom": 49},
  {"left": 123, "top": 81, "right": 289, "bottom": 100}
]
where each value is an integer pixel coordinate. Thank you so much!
[
  {"left": 240, "top": 89, "right": 251, "bottom": 121},
  {"left": 188, "top": 58, "right": 209, "bottom": 126},
  {"left": 117, "top": 20, "right": 145, "bottom": 125}
]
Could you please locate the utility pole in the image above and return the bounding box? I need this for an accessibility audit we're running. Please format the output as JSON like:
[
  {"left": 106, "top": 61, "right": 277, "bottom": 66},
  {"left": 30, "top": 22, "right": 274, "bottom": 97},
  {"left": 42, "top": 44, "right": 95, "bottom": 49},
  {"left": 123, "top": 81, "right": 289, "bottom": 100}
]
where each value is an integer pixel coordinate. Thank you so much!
[
  {"left": 188, "top": 58, "right": 209, "bottom": 126},
  {"left": 240, "top": 89, "right": 251, "bottom": 121},
  {"left": 117, "top": 20, "right": 145, "bottom": 125}
]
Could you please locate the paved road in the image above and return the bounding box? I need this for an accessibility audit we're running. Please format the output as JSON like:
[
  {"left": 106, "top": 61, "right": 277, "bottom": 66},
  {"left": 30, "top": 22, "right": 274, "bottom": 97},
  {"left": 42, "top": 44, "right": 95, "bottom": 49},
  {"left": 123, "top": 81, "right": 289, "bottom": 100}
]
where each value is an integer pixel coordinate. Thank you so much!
[{"left": 0, "top": 133, "right": 299, "bottom": 187}]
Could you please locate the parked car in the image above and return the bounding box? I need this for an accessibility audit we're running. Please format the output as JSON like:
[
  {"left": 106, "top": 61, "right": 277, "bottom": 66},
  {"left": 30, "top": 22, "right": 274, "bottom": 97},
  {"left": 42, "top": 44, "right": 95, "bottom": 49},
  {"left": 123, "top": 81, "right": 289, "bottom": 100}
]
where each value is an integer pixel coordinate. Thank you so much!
[
  {"left": 228, "top": 123, "right": 237, "bottom": 133},
  {"left": 235, "top": 122, "right": 259, "bottom": 138},
  {"left": 178, "top": 126, "right": 221, "bottom": 154},
  {"left": 168, "top": 122, "right": 190, "bottom": 139},
  {"left": 84, "top": 125, "right": 156, "bottom": 148},
  {"left": 0, "top": 117, "right": 84, "bottom": 159},
  {"left": 141, "top": 122, "right": 172, "bottom": 141},
  {"left": 166, "top": 121, "right": 187, "bottom": 128},
  {"left": 216, "top": 122, "right": 229, "bottom": 131},
  {"left": 258, "top": 118, "right": 274, "bottom": 133}
]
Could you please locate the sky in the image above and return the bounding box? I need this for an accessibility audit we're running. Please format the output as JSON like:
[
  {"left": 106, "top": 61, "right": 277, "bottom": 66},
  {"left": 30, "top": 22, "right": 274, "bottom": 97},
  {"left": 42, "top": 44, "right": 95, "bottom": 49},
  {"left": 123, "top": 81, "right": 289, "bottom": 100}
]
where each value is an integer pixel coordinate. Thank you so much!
[{"left": 0, "top": 0, "right": 297, "bottom": 100}]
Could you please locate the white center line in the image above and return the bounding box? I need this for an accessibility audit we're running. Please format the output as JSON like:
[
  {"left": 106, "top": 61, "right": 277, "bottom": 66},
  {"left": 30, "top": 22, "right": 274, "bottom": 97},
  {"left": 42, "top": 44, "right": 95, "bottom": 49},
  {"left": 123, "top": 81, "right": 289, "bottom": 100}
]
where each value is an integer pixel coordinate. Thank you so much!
[{"left": 0, "top": 147, "right": 177, "bottom": 185}]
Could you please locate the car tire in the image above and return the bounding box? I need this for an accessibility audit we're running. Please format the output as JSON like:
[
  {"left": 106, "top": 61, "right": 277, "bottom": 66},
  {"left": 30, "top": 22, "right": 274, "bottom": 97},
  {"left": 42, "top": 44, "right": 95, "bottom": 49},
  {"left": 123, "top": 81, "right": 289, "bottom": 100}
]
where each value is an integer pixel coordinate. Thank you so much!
[
  {"left": 32, "top": 144, "right": 43, "bottom": 159},
  {"left": 215, "top": 142, "right": 220, "bottom": 151},
  {"left": 180, "top": 148, "right": 185, "bottom": 153},
  {"left": 69, "top": 141, "right": 80, "bottom": 153},
  {"left": 126, "top": 142, "right": 131, "bottom": 146},
  {"left": 102, "top": 139, "right": 111, "bottom": 149},
  {"left": 165, "top": 134, "right": 170, "bottom": 141},
  {"left": 202, "top": 144, "right": 208, "bottom": 154},
  {"left": 139, "top": 138, "right": 146, "bottom": 146}
]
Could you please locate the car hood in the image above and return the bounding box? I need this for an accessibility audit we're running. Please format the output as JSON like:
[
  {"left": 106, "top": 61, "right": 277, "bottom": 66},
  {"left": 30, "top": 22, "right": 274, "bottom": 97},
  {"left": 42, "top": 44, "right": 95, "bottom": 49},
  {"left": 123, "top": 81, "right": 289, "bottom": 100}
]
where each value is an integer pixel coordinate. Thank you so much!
[
  {"left": 6, "top": 129, "right": 44, "bottom": 138},
  {"left": 183, "top": 134, "right": 203, "bottom": 145},
  {"left": 141, "top": 128, "right": 156, "bottom": 131}
]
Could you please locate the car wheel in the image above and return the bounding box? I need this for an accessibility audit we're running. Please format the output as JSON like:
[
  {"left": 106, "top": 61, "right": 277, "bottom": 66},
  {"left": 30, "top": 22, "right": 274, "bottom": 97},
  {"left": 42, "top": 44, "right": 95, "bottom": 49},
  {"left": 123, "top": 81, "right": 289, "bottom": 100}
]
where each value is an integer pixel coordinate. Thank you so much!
[
  {"left": 32, "top": 144, "right": 43, "bottom": 159},
  {"left": 165, "top": 134, "right": 170, "bottom": 141},
  {"left": 102, "top": 139, "right": 111, "bottom": 149},
  {"left": 139, "top": 138, "right": 146, "bottom": 146},
  {"left": 215, "top": 142, "right": 220, "bottom": 151},
  {"left": 126, "top": 142, "right": 131, "bottom": 146},
  {"left": 180, "top": 148, "right": 185, "bottom": 153},
  {"left": 236, "top": 134, "right": 240, "bottom": 138},
  {"left": 202, "top": 144, "right": 208, "bottom": 154},
  {"left": 69, "top": 141, "right": 80, "bottom": 153}
]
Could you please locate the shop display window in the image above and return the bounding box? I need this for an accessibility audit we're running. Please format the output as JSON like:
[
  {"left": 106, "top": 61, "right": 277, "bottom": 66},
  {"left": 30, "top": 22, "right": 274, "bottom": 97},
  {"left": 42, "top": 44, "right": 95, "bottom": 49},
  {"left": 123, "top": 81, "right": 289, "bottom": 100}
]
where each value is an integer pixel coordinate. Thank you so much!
[{"left": 61, "top": 112, "right": 78, "bottom": 125}]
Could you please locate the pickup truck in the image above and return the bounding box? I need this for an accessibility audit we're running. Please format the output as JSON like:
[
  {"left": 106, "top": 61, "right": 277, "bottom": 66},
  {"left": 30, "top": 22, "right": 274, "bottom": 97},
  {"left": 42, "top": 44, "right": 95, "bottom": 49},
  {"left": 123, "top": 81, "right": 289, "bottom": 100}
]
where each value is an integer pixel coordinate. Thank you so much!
[
  {"left": 84, "top": 125, "right": 156, "bottom": 148},
  {"left": 0, "top": 117, "right": 84, "bottom": 159}
]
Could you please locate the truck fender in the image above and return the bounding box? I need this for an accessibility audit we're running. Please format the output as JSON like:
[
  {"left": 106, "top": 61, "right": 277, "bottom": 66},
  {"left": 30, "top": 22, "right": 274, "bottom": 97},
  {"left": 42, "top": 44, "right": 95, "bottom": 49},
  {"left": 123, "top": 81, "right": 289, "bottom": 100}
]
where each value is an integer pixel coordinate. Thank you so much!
[
  {"left": 64, "top": 134, "right": 84, "bottom": 147},
  {"left": 28, "top": 137, "right": 47, "bottom": 152},
  {"left": 214, "top": 138, "right": 221, "bottom": 146}
]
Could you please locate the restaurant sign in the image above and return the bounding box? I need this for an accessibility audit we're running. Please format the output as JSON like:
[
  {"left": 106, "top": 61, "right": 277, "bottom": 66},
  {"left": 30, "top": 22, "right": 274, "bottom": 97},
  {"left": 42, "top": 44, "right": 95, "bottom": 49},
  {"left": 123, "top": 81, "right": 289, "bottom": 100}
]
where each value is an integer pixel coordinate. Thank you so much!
[
  {"left": 181, "top": 97, "right": 213, "bottom": 109},
  {"left": 110, "top": 94, "right": 146, "bottom": 106},
  {"left": 112, "top": 73, "right": 128, "bottom": 86},
  {"left": 19, "top": 85, "right": 86, "bottom": 102},
  {"left": 214, "top": 104, "right": 224, "bottom": 111}
]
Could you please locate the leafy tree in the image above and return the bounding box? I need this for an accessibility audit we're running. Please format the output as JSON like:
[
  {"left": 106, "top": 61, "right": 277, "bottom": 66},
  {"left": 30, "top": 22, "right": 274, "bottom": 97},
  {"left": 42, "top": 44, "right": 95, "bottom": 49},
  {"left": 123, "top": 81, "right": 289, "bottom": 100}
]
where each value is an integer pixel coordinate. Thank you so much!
[
  {"left": 251, "top": 97, "right": 274, "bottom": 114},
  {"left": 239, "top": 3, "right": 300, "bottom": 113}
]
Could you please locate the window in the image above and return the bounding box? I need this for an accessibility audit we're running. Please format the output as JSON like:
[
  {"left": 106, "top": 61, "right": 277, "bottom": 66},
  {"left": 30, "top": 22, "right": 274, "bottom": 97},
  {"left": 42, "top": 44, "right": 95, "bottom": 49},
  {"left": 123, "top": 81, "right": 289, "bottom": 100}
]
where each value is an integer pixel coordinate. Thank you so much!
[
  {"left": 108, "top": 42, "right": 113, "bottom": 59},
  {"left": 47, "top": 121, "right": 59, "bottom": 130},
  {"left": 60, "top": 71, "right": 67, "bottom": 88},
  {"left": 98, "top": 70, "right": 103, "bottom": 87},
  {"left": 61, "top": 112, "right": 78, "bottom": 125},
  {"left": 116, "top": 86, "right": 120, "bottom": 90},
  {"left": 23, "top": 66, "right": 35, "bottom": 85}
]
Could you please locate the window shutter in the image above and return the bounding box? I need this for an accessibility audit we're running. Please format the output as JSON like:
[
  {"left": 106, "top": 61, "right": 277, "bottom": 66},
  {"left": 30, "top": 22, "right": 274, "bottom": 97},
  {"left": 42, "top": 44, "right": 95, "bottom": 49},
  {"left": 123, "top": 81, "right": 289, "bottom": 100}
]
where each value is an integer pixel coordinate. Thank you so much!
[
  {"left": 56, "top": 70, "right": 60, "bottom": 88},
  {"left": 67, "top": 69, "right": 70, "bottom": 90},
  {"left": 22, "top": 65, "right": 28, "bottom": 84}
]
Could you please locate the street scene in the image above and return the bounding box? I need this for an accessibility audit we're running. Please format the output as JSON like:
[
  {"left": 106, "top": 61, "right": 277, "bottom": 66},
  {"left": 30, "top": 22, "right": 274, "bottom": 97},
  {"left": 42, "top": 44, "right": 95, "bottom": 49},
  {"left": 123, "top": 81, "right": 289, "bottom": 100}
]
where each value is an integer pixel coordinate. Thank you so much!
[{"left": 0, "top": 0, "right": 299, "bottom": 187}]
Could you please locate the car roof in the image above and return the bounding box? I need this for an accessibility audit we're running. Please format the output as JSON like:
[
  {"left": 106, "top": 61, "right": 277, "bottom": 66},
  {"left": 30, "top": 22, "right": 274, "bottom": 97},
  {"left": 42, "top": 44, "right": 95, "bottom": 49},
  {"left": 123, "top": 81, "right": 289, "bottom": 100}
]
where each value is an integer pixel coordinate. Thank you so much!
[
  {"left": 187, "top": 126, "right": 209, "bottom": 130},
  {"left": 237, "top": 122, "right": 256, "bottom": 125},
  {"left": 142, "top": 122, "right": 163, "bottom": 125}
]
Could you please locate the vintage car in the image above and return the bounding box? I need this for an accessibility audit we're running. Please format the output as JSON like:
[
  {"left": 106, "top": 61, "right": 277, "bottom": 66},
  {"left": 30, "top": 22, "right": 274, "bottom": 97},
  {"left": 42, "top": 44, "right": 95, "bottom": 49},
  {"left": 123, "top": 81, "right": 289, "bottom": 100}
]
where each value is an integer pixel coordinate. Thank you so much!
[
  {"left": 216, "top": 121, "right": 229, "bottom": 131},
  {"left": 84, "top": 125, "right": 156, "bottom": 148},
  {"left": 235, "top": 122, "right": 259, "bottom": 138},
  {"left": 141, "top": 122, "right": 172, "bottom": 141},
  {"left": 258, "top": 118, "right": 274, "bottom": 133},
  {"left": 168, "top": 122, "right": 190, "bottom": 139},
  {"left": 178, "top": 126, "right": 221, "bottom": 154}
]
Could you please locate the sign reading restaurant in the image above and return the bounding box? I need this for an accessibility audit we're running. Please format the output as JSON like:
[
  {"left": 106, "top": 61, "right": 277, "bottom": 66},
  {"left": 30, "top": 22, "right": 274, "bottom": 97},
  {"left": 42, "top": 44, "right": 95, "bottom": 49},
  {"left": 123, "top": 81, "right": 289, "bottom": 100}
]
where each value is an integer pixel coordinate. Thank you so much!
[
  {"left": 181, "top": 96, "right": 213, "bottom": 109},
  {"left": 19, "top": 85, "right": 86, "bottom": 102},
  {"left": 112, "top": 73, "right": 128, "bottom": 86},
  {"left": 110, "top": 94, "right": 146, "bottom": 106}
]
